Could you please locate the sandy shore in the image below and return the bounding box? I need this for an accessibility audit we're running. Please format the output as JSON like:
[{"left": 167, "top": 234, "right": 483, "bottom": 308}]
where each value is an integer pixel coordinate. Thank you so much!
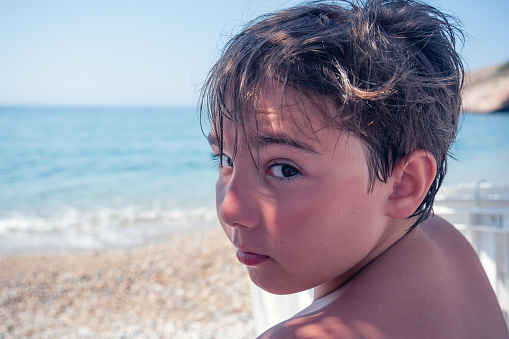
[{"left": 0, "top": 229, "right": 256, "bottom": 338}]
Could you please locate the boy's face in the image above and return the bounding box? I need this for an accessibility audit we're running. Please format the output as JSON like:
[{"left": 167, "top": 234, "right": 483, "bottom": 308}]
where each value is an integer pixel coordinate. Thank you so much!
[{"left": 208, "top": 87, "right": 395, "bottom": 296}]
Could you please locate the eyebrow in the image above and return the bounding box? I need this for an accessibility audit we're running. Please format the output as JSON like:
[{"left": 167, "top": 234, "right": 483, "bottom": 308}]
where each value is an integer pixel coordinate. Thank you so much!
[
  {"left": 252, "top": 135, "right": 318, "bottom": 154},
  {"left": 207, "top": 132, "right": 319, "bottom": 155}
]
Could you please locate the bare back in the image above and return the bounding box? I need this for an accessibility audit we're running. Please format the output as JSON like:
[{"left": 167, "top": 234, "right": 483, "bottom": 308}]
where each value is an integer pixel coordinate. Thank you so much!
[{"left": 260, "top": 216, "right": 509, "bottom": 338}]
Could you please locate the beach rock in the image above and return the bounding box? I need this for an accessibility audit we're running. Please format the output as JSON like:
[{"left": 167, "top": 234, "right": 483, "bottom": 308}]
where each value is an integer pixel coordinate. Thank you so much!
[
  {"left": 463, "top": 61, "right": 509, "bottom": 113},
  {"left": 0, "top": 229, "right": 257, "bottom": 338}
]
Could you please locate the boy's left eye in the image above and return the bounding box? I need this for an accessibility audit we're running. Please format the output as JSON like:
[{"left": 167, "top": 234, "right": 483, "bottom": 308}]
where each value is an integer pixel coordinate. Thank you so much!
[{"left": 267, "top": 163, "right": 300, "bottom": 179}]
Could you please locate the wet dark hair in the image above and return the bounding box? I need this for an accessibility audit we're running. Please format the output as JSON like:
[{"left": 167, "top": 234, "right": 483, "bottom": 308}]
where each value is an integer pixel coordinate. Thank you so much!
[{"left": 200, "top": 0, "right": 464, "bottom": 229}]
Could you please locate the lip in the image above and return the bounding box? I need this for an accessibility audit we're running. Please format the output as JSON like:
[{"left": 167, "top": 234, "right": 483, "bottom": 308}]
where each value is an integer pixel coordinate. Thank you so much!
[{"left": 236, "top": 248, "right": 270, "bottom": 266}]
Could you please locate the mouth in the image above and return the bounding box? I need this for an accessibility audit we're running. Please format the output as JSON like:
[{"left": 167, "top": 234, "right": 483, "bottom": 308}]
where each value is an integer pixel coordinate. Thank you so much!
[{"left": 236, "top": 248, "right": 270, "bottom": 266}]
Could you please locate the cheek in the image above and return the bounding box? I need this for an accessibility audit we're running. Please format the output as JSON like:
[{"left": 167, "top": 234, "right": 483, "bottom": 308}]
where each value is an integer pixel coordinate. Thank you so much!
[
  {"left": 215, "top": 179, "right": 232, "bottom": 236},
  {"left": 272, "top": 184, "right": 375, "bottom": 249},
  {"left": 215, "top": 177, "right": 225, "bottom": 207},
  {"left": 266, "top": 194, "right": 326, "bottom": 246},
  {"left": 220, "top": 223, "right": 233, "bottom": 242}
]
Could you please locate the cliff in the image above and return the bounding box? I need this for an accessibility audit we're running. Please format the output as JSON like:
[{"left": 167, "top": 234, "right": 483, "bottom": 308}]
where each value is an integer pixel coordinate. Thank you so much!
[{"left": 462, "top": 61, "right": 509, "bottom": 113}]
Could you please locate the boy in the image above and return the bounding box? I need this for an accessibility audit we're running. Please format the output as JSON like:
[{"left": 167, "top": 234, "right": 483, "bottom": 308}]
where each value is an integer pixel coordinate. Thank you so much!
[{"left": 200, "top": 0, "right": 509, "bottom": 337}]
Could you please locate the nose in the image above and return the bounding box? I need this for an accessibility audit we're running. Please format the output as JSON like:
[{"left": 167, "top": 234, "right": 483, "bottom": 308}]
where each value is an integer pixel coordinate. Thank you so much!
[{"left": 216, "top": 171, "right": 259, "bottom": 229}]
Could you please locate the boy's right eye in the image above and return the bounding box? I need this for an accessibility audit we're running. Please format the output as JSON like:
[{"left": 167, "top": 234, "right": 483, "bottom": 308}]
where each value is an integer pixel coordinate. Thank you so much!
[
  {"left": 210, "top": 153, "right": 233, "bottom": 168},
  {"left": 221, "top": 154, "right": 233, "bottom": 168}
]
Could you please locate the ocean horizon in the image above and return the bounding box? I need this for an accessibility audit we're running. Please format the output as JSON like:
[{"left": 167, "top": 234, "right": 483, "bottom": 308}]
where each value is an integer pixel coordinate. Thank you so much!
[{"left": 1, "top": 106, "right": 508, "bottom": 254}]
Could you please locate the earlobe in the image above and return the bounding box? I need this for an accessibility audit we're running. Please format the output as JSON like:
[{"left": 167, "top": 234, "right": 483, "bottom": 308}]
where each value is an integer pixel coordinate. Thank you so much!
[{"left": 386, "top": 150, "right": 437, "bottom": 219}]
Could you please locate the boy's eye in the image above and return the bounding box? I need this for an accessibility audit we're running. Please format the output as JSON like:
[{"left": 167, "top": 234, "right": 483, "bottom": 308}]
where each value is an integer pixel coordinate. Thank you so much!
[
  {"left": 210, "top": 152, "right": 233, "bottom": 168},
  {"left": 268, "top": 163, "right": 300, "bottom": 179},
  {"left": 221, "top": 154, "right": 234, "bottom": 167}
]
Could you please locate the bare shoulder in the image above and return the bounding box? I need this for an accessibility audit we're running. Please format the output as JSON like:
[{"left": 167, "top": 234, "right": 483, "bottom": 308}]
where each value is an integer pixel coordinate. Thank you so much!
[
  {"left": 259, "top": 216, "right": 509, "bottom": 338},
  {"left": 257, "top": 312, "right": 373, "bottom": 339},
  {"left": 416, "top": 216, "right": 508, "bottom": 337}
]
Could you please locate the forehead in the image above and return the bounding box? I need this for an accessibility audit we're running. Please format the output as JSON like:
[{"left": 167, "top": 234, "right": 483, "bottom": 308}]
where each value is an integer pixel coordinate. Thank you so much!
[{"left": 212, "top": 85, "right": 335, "bottom": 144}]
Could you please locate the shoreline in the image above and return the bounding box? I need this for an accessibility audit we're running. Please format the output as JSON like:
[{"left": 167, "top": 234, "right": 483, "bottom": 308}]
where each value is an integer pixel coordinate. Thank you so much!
[
  {"left": 0, "top": 228, "right": 256, "bottom": 338},
  {"left": 0, "top": 219, "right": 218, "bottom": 257}
]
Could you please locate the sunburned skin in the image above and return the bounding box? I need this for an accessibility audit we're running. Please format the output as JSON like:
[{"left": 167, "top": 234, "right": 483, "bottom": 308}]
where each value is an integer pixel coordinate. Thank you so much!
[{"left": 208, "top": 87, "right": 509, "bottom": 338}]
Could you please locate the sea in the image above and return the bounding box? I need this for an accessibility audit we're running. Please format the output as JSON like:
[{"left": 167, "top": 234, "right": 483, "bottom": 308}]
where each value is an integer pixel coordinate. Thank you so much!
[{"left": 0, "top": 107, "right": 508, "bottom": 255}]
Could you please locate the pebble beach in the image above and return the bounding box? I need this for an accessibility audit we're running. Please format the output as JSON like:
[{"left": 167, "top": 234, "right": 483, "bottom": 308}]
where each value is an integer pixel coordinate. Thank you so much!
[{"left": 0, "top": 229, "right": 256, "bottom": 338}]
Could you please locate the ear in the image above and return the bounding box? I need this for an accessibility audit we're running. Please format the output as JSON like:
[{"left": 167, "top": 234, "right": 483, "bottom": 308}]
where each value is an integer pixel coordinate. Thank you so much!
[{"left": 385, "top": 150, "right": 437, "bottom": 219}]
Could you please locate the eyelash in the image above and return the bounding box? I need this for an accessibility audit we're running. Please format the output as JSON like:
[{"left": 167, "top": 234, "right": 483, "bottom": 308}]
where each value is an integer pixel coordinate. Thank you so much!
[{"left": 210, "top": 152, "right": 220, "bottom": 168}]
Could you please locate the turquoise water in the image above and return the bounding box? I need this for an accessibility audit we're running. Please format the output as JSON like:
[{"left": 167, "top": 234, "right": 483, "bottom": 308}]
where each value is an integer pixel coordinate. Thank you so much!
[
  {"left": 0, "top": 107, "right": 507, "bottom": 253},
  {"left": 0, "top": 107, "right": 218, "bottom": 252},
  {"left": 447, "top": 112, "right": 509, "bottom": 184}
]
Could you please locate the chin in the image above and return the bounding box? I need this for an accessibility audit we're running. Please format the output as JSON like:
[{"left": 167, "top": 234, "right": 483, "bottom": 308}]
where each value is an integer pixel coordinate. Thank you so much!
[{"left": 248, "top": 270, "right": 311, "bottom": 296}]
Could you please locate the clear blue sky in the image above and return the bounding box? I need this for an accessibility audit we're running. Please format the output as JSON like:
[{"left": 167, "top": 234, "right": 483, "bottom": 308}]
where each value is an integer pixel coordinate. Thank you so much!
[{"left": 0, "top": 0, "right": 507, "bottom": 107}]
